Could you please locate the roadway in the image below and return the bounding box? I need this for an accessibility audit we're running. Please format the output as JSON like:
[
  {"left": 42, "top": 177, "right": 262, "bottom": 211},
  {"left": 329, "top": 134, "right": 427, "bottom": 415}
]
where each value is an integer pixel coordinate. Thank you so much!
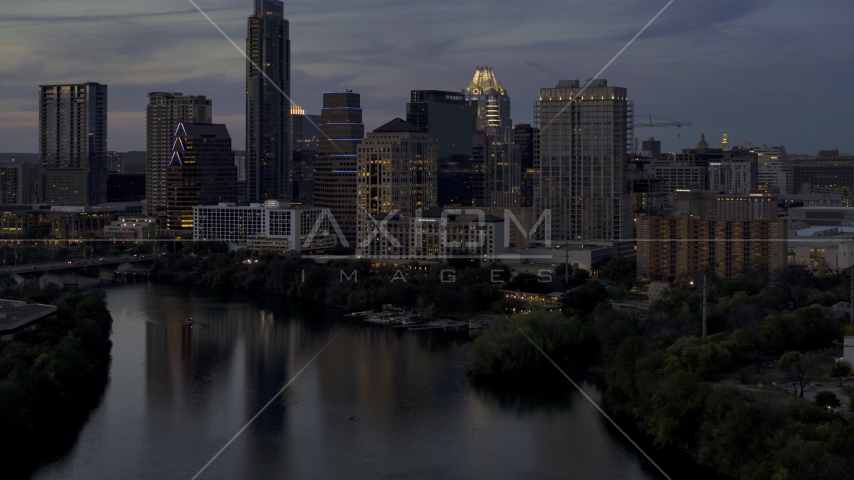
[{"left": 0, "top": 253, "right": 166, "bottom": 275}]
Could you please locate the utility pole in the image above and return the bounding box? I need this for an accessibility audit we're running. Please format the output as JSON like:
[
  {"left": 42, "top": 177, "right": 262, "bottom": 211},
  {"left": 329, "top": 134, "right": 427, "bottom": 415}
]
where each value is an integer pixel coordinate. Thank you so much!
[
  {"left": 564, "top": 241, "right": 569, "bottom": 286},
  {"left": 702, "top": 275, "right": 708, "bottom": 340},
  {"left": 850, "top": 269, "right": 853, "bottom": 325}
]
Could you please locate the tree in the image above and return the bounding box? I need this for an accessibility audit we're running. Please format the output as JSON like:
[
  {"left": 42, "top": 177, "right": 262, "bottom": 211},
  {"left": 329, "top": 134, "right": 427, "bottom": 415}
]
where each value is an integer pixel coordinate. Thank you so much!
[
  {"left": 778, "top": 351, "right": 819, "bottom": 398},
  {"left": 815, "top": 391, "right": 841, "bottom": 408},
  {"left": 598, "top": 257, "right": 637, "bottom": 288},
  {"left": 830, "top": 361, "right": 852, "bottom": 386},
  {"left": 563, "top": 281, "right": 607, "bottom": 318}
]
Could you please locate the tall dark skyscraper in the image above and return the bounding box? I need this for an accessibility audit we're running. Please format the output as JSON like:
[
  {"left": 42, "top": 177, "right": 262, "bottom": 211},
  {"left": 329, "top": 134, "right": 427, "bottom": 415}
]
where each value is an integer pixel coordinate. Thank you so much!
[
  {"left": 39, "top": 82, "right": 107, "bottom": 206},
  {"left": 406, "top": 90, "right": 473, "bottom": 161},
  {"left": 515, "top": 123, "right": 536, "bottom": 208},
  {"left": 246, "top": 0, "right": 290, "bottom": 202},
  {"left": 291, "top": 105, "right": 321, "bottom": 203},
  {"left": 314, "top": 92, "right": 363, "bottom": 247}
]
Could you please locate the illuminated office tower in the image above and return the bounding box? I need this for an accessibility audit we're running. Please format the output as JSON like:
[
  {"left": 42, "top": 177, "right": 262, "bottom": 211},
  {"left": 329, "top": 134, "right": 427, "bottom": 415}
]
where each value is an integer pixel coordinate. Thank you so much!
[
  {"left": 356, "top": 119, "right": 437, "bottom": 255},
  {"left": 39, "top": 82, "right": 107, "bottom": 206},
  {"left": 534, "top": 79, "right": 633, "bottom": 253},
  {"left": 463, "top": 66, "right": 513, "bottom": 144},
  {"left": 166, "top": 123, "right": 237, "bottom": 236},
  {"left": 290, "top": 105, "right": 321, "bottom": 203},
  {"left": 246, "top": 0, "right": 290, "bottom": 201},
  {"left": 314, "top": 91, "right": 363, "bottom": 246},
  {"left": 146, "top": 92, "right": 212, "bottom": 215}
]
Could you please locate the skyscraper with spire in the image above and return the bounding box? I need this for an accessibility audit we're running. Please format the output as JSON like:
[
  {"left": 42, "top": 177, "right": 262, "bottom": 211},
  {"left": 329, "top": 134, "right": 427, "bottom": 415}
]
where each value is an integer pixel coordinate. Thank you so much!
[
  {"left": 246, "top": 0, "right": 290, "bottom": 202},
  {"left": 463, "top": 66, "right": 512, "bottom": 144}
]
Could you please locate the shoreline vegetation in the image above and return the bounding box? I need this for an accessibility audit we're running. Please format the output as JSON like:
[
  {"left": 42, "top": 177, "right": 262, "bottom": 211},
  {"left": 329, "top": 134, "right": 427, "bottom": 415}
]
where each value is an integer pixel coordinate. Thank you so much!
[
  {"left": 13, "top": 241, "right": 854, "bottom": 479},
  {"left": 0, "top": 279, "right": 113, "bottom": 479},
  {"left": 148, "top": 243, "right": 854, "bottom": 479}
]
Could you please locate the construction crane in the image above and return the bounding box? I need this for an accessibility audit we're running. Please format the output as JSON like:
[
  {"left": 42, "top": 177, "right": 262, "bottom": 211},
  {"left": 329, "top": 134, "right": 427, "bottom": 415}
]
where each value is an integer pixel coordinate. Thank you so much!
[{"left": 635, "top": 115, "right": 692, "bottom": 134}]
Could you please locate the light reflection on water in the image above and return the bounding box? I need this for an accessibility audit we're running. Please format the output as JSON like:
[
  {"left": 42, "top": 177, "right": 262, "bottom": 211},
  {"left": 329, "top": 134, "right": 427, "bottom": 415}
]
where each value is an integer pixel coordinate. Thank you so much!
[{"left": 33, "top": 283, "right": 662, "bottom": 480}]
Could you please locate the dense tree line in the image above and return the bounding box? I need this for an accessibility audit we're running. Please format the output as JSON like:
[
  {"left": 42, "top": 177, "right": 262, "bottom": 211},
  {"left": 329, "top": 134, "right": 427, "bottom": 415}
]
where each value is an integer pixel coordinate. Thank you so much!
[
  {"left": 469, "top": 267, "right": 854, "bottom": 480},
  {"left": 0, "top": 284, "right": 113, "bottom": 477},
  {"left": 148, "top": 243, "right": 592, "bottom": 315}
]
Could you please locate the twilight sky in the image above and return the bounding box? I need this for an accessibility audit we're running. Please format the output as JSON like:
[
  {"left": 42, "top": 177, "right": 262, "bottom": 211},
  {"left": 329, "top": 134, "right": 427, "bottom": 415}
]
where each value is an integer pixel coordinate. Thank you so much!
[{"left": 1, "top": 0, "right": 852, "bottom": 155}]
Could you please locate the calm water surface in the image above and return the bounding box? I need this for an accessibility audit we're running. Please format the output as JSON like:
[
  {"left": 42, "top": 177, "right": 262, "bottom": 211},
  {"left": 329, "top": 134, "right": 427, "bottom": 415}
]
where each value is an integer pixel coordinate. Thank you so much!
[{"left": 32, "top": 283, "right": 670, "bottom": 480}]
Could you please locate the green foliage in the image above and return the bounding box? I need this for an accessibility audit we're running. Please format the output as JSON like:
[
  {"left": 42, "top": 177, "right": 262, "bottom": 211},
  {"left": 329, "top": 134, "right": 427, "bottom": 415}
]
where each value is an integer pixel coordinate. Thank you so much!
[
  {"left": 0, "top": 290, "right": 113, "bottom": 475},
  {"left": 598, "top": 257, "right": 637, "bottom": 288},
  {"left": 468, "top": 312, "right": 594, "bottom": 379},
  {"left": 830, "top": 361, "right": 852, "bottom": 385},
  {"left": 562, "top": 281, "right": 608, "bottom": 318},
  {"left": 761, "top": 307, "right": 841, "bottom": 354},
  {"left": 814, "top": 391, "right": 840, "bottom": 408}
]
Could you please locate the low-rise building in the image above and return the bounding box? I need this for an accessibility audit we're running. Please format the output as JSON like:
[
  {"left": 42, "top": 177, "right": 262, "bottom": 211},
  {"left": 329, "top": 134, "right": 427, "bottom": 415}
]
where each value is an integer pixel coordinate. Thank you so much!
[
  {"left": 104, "top": 217, "right": 156, "bottom": 240},
  {"left": 192, "top": 200, "right": 335, "bottom": 252}
]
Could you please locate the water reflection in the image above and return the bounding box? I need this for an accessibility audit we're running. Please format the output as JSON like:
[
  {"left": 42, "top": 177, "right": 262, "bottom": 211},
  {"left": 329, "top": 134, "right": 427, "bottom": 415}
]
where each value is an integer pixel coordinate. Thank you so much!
[{"left": 34, "top": 284, "right": 665, "bottom": 480}]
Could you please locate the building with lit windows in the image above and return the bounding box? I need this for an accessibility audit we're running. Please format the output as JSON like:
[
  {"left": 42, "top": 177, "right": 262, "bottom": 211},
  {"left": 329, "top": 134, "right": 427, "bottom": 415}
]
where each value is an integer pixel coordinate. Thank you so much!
[
  {"left": 753, "top": 146, "right": 793, "bottom": 194},
  {"left": 39, "top": 82, "right": 108, "bottom": 206},
  {"left": 146, "top": 93, "right": 212, "bottom": 215},
  {"left": 515, "top": 124, "right": 536, "bottom": 208},
  {"left": 463, "top": 66, "right": 513, "bottom": 144},
  {"left": 193, "top": 200, "right": 335, "bottom": 251},
  {"left": 534, "top": 79, "right": 633, "bottom": 254},
  {"left": 637, "top": 214, "right": 786, "bottom": 283},
  {"left": 104, "top": 218, "right": 156, "bottom": 240},
  {"left": 290, "top": 105, "right": 321, "bottom": 203},
  {"left": 246, "top": 0, "right": 291, "bottom": 202},
  {"left": 165, "top": 123, "right": 237, "bottom": 236},
  {"left": 709, "top": 149, "right": 759, "bottom": 195},
  {"left": 356, "top": 118, "right": 438, "bottom": 257},
  {"left": 313, "top": 91, "right": 363, "bottom": 247},
  {"left": 674, "top": 191, "right": 777, "bottom": 221},
  {"left": 0, "top": 163, "right": 40, "bottom": 205}
]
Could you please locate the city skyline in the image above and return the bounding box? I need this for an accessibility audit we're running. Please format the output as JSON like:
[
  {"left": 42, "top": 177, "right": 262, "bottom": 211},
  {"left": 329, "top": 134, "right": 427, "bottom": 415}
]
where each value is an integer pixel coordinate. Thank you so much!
[{"left": 1, "top": 0, "right": 852, "bottom": 155}]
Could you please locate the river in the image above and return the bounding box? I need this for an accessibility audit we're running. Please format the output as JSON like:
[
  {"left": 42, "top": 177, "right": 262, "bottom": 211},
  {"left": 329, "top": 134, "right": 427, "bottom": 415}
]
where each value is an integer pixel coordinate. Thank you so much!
[{"left": 31, "top": 283, "right": 686, "bottom": 479}]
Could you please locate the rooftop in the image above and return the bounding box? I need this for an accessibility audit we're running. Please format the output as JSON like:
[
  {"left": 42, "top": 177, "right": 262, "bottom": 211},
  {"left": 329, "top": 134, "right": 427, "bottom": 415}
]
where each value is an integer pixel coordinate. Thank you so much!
[{"left": 0, "top": 300, "right": 57, "bottom": 333}]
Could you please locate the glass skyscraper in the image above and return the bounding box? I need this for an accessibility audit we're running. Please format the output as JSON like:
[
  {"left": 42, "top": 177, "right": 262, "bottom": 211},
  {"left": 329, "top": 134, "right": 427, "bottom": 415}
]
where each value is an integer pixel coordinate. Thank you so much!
[
  {"left": 246, "top": 0, "right": 290, "bottom": 202},
  {"left": 534, "top": 79, "right": 633, "bottom": 253}
]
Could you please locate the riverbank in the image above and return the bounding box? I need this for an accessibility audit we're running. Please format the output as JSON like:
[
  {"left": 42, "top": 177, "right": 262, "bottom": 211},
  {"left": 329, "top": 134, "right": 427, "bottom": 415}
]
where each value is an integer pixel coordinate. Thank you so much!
[
  {"left": 0, "top": 286, "right": 113, "bottom": 479},
  {"left": 469, "top": 271, "right": 854, "bottom": 480}
]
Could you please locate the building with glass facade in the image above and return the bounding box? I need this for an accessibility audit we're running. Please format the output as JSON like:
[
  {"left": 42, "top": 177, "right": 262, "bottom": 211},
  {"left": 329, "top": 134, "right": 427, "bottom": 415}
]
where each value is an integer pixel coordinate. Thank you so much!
[
  {"left": 534, "top": 79, "right": 633, "bottom": 252},
  {"left": 406, "top": 90, "right": 473, "bottom": 161},
  {"left": 313, "top": 91, "right": 363, "bottom": 247},
  {"left": 246, "top": 0, "right": 291, "bottom": 202},
  {"left": 146, "top": 92, "right": 212, "bottom": 215},
  {"left": 165, "top": 123, "right": 237, "bottom": 236},
  {"left": 39, "top": 82, "right": 108, "bottom": 206}
]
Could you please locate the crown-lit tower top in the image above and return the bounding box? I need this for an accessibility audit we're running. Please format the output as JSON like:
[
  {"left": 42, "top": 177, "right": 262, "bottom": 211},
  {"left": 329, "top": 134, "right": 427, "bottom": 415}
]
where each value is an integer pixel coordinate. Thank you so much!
[{"left": 463, "top": 66, "right": 507, "bottom": 97}]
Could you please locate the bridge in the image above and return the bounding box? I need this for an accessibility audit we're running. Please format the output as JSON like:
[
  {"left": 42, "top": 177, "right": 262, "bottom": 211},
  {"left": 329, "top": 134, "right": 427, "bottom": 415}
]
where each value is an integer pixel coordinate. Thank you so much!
[{"left": 0, "top": 254, "right": 165, "bottom": 285}]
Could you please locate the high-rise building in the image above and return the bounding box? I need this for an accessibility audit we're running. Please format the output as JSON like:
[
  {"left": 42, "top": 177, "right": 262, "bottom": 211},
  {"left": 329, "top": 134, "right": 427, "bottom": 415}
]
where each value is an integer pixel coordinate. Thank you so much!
[
  {"left": 486, "top": 143, "right": 521, "bottom": 208},
  {"left": 165, "top": 123, "right": 237, "bottom": 236},
  {"left": 0, "top": 163, "right": 40, "bottom": 205},
  {"left": 753, "top": 145, "right": 793, "bottom": 194},
  {"left": 515, "top": 124, "right": 536, "bottom": 208},
  {"left": 291, "top": 105, "right": 321, "bottom": 203},
  {"left": 39, "top": 83, "right": 108, "bottom": 206},
  {"left": 534, "top": 79, "right": 633, "bottom": 252},
  {"left": 463, "top": 66, "right": 513, "bottom": 144},
  {"left": 146, "top": 92, "right": 213, "bottom": 214},
  {"left": 356, "top": 119, "right": 437, "bottom": 255},
  {"left": 793, "top": 153, "right": 854, "bottom": 204},
  {"left": 246, "top": 0, "right": 291, "bottom": 202},
  {"left": 406, "top": 90, "right": 473, "bottom": 161},
  {"left": 313, "top": 92, "right": 363, "bottom": 246},
  {"left": 709, "top": 148, "right": 759, "bottom": 194}
]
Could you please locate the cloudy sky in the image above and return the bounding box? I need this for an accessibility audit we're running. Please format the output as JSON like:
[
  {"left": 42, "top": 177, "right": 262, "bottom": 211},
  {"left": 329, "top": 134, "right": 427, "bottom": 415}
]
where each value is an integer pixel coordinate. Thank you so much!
[{"left": 1, "top": 0, "right": 852, "bottom": 155}]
